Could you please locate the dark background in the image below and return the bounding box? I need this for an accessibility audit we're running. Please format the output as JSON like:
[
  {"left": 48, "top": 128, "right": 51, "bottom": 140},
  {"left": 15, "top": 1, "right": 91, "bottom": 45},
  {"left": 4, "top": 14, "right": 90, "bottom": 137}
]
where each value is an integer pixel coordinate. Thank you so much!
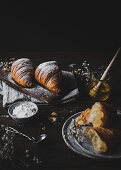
[
  {"left": 0, "top": 1, "right": 121, "bottom": 52},
  {"left": 0, "top": 2, "right": 121, "bottom": 170}
]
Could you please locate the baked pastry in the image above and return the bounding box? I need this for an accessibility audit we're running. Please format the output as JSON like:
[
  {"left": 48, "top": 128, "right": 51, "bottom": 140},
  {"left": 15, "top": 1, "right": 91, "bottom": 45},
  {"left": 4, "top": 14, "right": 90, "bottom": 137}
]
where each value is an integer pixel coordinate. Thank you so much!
[
  {"left": 75, "top": 108, "right": 91, "bottom": 127},
  {"left": 87, "top": 102, "right": 116, "bottom": 127},
  {"left": 35, "top": 61, "right": 61, "bottom": 93},
  {"left": 84, "top": 127, "right": 121, "bottom": 153},
  {"left": 76, "top": 102, "right": 116, "bottom": 127},
  {"left": 11, "top": 58, "right": 34, "bottom": 87}
]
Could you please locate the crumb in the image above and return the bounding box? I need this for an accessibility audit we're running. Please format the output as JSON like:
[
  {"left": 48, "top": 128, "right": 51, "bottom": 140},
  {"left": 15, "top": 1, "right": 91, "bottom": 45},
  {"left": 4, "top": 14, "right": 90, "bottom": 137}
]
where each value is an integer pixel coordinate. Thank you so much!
[
  {"left": 42, "top": 126, "right": 45, "bottom": 130},
  {"left": 48, "top": 117, "right": 56, "bottom": 122},
  {"left": 51, "top": 112, "right": 57, "bottom": 116}
]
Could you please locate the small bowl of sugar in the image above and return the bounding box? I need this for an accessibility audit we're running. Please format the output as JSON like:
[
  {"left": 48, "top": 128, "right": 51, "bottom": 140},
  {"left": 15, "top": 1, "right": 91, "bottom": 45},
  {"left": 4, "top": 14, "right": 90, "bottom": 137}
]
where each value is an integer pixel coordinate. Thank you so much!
[{"left": 8, "top": 101, "right": 38, "bottom": 123}]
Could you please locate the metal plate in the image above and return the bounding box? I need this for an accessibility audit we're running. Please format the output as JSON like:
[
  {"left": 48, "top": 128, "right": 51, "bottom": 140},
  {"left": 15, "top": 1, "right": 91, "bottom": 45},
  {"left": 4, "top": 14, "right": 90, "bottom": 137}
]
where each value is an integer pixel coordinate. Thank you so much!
[{"left": 62, "top": 111, "right": 121, "bottom": 160}]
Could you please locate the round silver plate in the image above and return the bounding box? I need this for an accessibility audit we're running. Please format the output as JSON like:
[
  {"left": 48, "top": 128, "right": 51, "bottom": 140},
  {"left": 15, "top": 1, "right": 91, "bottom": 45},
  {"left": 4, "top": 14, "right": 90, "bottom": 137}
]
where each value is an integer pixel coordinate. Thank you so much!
[{"left": 62, "top": 110, "right": 121, "bottom": 160}]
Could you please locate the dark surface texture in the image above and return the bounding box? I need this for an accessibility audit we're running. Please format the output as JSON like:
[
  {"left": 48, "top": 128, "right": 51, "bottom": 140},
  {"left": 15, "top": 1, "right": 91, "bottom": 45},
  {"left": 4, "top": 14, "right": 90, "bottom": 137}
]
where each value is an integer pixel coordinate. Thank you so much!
[
  {"left": 0, "top": 2, "right": 121, "bottom": 52},
  {"left": 0, "top": 51, "right": 121, "bottom": 170},
  {"left": 0, "top": 2, "right": 121, "bottom": 169}
]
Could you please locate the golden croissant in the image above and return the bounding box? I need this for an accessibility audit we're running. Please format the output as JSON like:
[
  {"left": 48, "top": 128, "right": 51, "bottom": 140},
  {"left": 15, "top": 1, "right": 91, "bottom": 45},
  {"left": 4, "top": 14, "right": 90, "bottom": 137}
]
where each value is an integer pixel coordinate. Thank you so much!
[
  {"left": 11, "top": 58, "right": 34, "bottom": 87},
  {"left": 35, "top": 61, "right": 61, "bottom": 93},
  {"left": 76, "top": 102, "right": 116, "bottom": 127},
  {"left": 84, "top": 127, "right": 121, "bottom": 153}
]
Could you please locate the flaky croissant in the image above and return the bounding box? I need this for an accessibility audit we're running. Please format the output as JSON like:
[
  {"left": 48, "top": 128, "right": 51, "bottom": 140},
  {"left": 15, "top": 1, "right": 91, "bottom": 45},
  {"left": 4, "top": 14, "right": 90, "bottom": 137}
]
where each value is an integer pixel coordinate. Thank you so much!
[
  {"left": 11, "top": 58, "right": 34, "bottom": 87},
  {"left": 76, "top": 102, "right": 116, "bottom": 128},
  {"left": 35, "top": 61, "right": 61, "bottom": 93},
  {"left": 76, "top": 108, "right": 91, "bottom": 127},
  {"left": 84, "top": 127, "right": 121, "bottom": 153}
]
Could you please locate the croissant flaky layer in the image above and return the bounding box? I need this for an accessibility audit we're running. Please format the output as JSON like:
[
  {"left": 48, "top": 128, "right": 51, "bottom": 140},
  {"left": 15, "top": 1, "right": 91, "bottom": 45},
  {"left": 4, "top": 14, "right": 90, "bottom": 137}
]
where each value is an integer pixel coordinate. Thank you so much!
[
  {"left": 76, "top": 108, "right": 91, "bottom": 127},
  {"left": 76, "top": 102, "right": 116, "bottom": 128},
  {"left": 84, "top": 127, "right": 121, "bottom": 153},
  {"left": 11, "top": 58, "right": 34, "bottom": 87},
  {"left": 35, "top": 61, "right": 61, "bottom": 93}
]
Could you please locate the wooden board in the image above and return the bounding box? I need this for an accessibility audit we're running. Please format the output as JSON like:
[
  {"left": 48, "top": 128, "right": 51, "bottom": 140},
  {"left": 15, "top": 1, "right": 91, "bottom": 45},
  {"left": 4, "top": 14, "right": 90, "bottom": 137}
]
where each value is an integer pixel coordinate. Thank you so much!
[{"left": 0, "top": 70, "right": 59, "bottom": 104}]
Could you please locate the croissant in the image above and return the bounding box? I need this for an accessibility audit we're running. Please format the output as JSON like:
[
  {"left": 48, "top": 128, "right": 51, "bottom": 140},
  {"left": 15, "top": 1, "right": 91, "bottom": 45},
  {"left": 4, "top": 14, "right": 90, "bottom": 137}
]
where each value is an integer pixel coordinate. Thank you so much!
[
  {"left": 76, "top": 108, "right": 91, "bottom": 127},
  {"left": 35, "top": 61, "right": 61, "bottom": 93},
  {"left": 76, "top": 102, "right": 116, "bottom": 128},
  {"left": 84, "top": 127, "right": 121, "bottom": 153},
  {"left": 11, "top": 58, "right": 34, "bottom": 87}
]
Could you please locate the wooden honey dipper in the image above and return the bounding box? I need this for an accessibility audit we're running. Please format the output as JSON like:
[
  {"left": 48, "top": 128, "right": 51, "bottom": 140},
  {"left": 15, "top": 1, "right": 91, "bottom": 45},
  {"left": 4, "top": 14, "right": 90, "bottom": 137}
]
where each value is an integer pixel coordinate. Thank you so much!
[{"left": 89, "top": 47, "right": 121, "bottom": 100}]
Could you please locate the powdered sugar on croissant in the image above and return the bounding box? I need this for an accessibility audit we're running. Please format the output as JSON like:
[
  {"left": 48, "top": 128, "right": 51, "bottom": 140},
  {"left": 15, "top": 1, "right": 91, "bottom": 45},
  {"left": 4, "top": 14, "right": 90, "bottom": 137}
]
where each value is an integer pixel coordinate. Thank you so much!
[
  {"left": 11, "top": 58, "right": 34, "bottom": 87},
  {"left": 35, "top": 61, "right": 61, "bottom": 93}
]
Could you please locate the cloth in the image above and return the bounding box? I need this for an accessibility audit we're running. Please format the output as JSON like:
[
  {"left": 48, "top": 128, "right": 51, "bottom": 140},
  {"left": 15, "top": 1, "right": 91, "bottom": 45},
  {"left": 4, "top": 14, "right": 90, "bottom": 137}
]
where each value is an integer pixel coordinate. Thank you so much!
[{"left": 0, "top": 71, "right": 79, "bottom": 107}]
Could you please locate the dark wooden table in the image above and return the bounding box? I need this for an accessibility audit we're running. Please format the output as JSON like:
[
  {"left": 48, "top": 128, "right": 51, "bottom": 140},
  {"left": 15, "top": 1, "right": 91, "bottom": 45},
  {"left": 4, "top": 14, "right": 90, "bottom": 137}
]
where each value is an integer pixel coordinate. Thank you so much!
[{"left": 0, "top": 51, "right": 121, "bottom": 170}]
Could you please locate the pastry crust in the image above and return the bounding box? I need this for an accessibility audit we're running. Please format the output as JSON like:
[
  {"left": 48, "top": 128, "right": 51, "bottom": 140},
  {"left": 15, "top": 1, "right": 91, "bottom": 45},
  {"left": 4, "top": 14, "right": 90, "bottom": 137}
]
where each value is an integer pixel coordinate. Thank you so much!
[
  {"left": 75, "top": 102, "right": 119, "bottom": 153},
  {"left": 76, "top": 102, "right": 116, "bottom": 128},
  {"left": 75, "top": 108, "right": 91, "bottom": 127},
  {"left": 84, "top": 127, "right": 121, "bottom": 153},
  {"left": 35, "top": 61, "right": 61, "bottom": 93},
  {"left": 87, "top": 102, "right": 116, "bottom": 127},
  {"left": 11, "top": 58, "right": 34, "bottom": 87}
]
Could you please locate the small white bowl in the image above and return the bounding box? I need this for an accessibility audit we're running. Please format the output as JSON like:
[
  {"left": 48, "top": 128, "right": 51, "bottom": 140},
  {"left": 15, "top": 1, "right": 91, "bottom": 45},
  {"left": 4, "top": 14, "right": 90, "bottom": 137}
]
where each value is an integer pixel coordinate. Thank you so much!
[{"left": 8, "top": 101, "right": 38, "bottom": 123}]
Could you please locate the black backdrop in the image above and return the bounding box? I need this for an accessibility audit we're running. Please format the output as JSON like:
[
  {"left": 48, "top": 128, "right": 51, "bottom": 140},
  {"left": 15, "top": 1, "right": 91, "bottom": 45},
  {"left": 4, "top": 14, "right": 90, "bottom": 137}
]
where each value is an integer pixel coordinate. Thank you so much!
[{"left": 0, "top": 1, "right": 121, "bottom": 52}]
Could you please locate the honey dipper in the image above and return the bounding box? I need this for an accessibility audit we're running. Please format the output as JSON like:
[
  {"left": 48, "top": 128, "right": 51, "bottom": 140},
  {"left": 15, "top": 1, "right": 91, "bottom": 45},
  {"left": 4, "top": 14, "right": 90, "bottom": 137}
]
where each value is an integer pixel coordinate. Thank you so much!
[{"left": 89, "top": 47, "right": 121, "bottom": 99}]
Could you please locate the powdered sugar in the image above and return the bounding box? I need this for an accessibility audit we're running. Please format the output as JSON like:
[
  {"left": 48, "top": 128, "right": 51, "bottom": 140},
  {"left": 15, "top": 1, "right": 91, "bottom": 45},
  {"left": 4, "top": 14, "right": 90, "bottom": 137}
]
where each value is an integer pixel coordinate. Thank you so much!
[
  {"left": 36, "top": 61, "right": 57, "bottom": 70},
  {"left": 12, "top": 102, "right": 37, "bottom": 118},
  {"left": 36, "top": 61, "right": 58, "bottom": 79},
  {"left": 13, "top": 64, "right": 33, "bottom": 75},
  {"left": 11, "top": 58, "right": 34, "bottom": 87},
  {"left": 12, "top": 58, "right": 31, "bottom": 66}
]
